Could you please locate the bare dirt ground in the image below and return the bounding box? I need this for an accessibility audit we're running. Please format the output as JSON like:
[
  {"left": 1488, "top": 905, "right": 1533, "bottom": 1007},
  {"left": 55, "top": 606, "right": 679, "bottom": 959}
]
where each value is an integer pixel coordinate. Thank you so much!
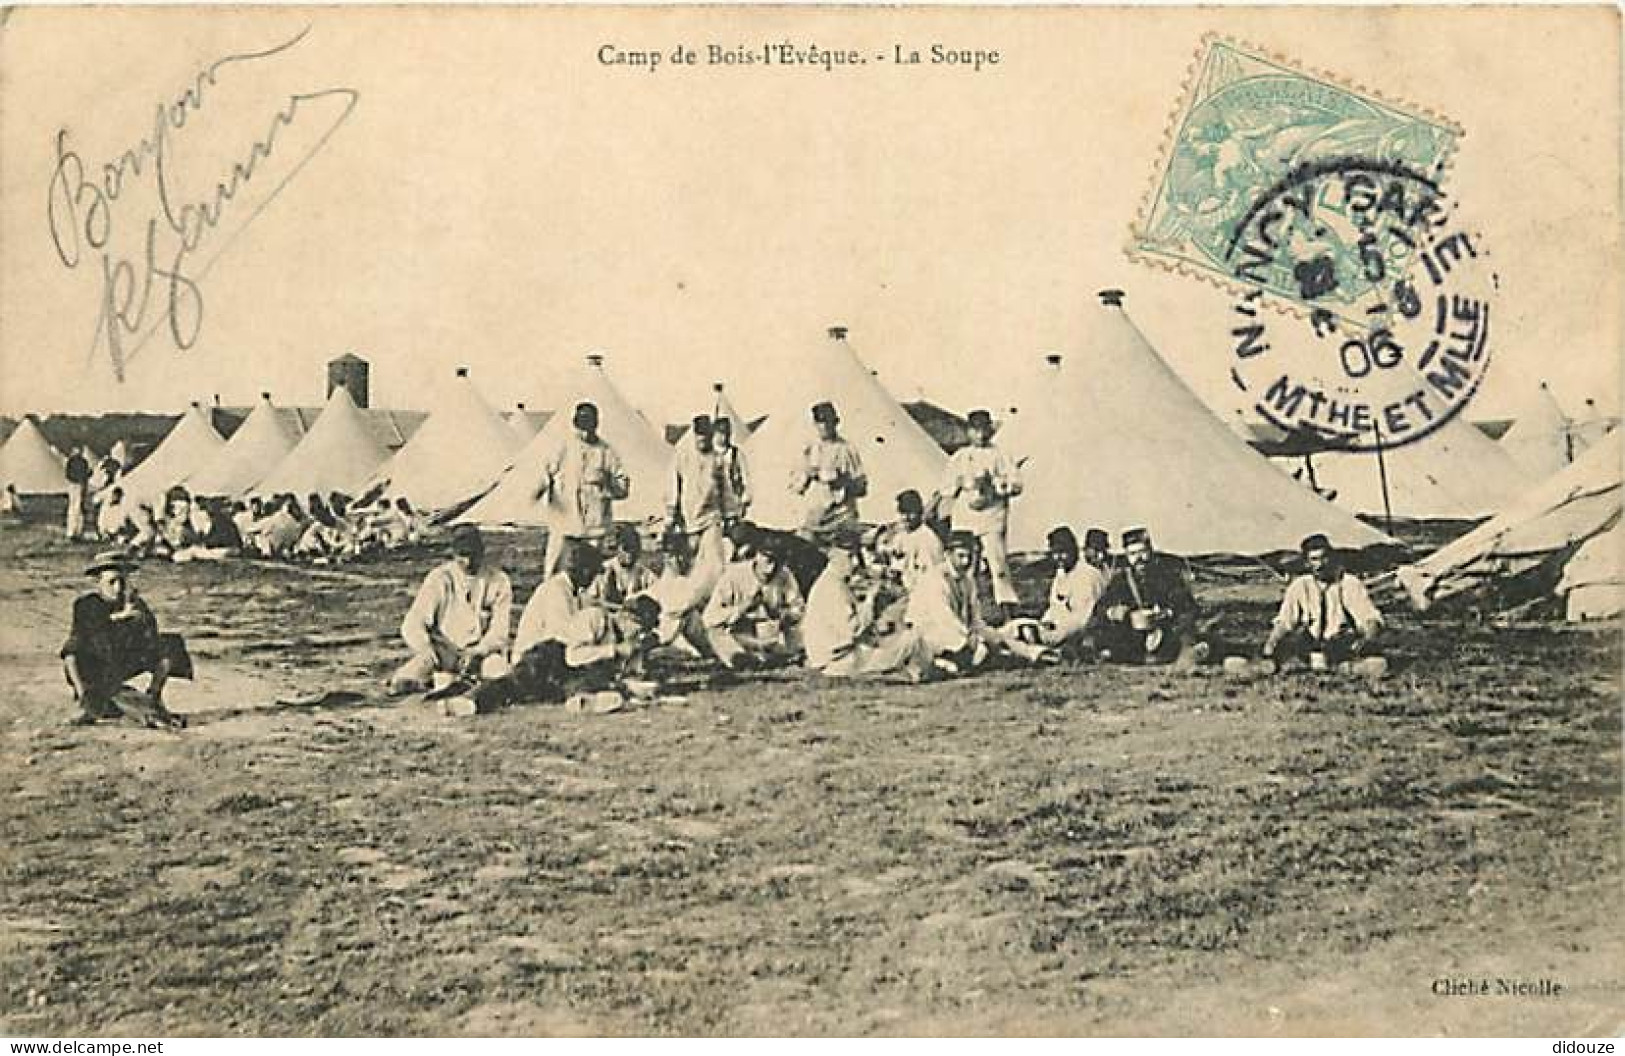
[{"left": 1, "top": 521, "right": 1619, "bottom": 1036}]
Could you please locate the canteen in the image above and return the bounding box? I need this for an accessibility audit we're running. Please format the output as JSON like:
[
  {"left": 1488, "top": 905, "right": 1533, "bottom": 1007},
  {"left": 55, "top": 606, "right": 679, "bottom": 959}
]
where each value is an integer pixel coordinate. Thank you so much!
[{"left": 1129, "top": 608, "right": 1156, "bottom": 632}]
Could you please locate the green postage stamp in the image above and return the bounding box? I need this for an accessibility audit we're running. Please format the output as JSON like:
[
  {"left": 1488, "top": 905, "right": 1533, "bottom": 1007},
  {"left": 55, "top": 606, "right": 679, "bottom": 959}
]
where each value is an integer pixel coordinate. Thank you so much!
[{"left": 1130, "top": 36, "right": 1464, "bottom": 314}]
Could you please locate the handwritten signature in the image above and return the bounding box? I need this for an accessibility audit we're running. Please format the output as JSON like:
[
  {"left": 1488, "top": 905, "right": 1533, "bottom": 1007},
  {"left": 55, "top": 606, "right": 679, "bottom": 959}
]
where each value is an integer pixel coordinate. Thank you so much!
[{"left": 45, "top": 26, "right": 359, "bottom": 381}]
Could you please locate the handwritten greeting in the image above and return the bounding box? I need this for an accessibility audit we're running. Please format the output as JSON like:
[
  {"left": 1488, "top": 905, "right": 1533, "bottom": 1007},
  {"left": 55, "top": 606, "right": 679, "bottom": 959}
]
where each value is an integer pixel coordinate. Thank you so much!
[{"left": 46, "top": 26, "right": 359, "bottom": 381}]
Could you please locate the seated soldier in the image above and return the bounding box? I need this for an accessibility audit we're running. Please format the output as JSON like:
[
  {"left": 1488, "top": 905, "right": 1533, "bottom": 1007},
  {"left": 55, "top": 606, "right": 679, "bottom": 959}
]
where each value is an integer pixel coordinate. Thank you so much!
[
  {"left": 195, "top": 497, "right": 244, "bottom": 554},
  {"left": 512, "top": 541, "right": 607, "bottom": 664},
  {"left": 804, "top": 534, "right": 930, "bottom": 679},
  {"left": 588, "top": 523, "right": 657, "bottom": 609},
  {"left": 250, "top": 495, "right": 307, "bottom": 558},
  {"left": 479, "top": 546, "right": 662, "bottom": 712},
  {"left": 61, "top": 551, "right": 191, "bottom": 729},
  {"left": 879, "top": 489, "right": 947, "bottom": 590},
  {"left": 904, "top": 529, "right": 997, "bottom": 676},
  {"left": 644, "top": 524, "right": 723, "bottom": 652},
  {"left": 1036, "top": 526, "right": 1111, "bottom": 656},
  {"left": 387, "top": 525, "right": 513, "bottom": 695},
  {"left": 1, "top": 484, "right": 22, "bottom": 519},
  {"left": 125, "top": 502, "right": 162, "bottom": 557},
  {"left": 360, "top": 497, "right": 412, "bottom": 551},
  {"left": 397, "top": 498, "right": 433, "bottom": 544},
  {"left": 230, "top": 500, "right": 258, "bottom": 546},
  {"left": 96, "top": 486, "right": 131, "bottom": 540},
  {"left": 1098, "top": 526, "right": 1205, "bottom": 665},
  {"left": 155, "top": 487, "right": 205, "bottom": 559},
  {"left": 1262, "top": 533, "right": 1383, "bottom": 667},
  {"left": 699, "top": 532, "right": 806, "bottom": 670}
]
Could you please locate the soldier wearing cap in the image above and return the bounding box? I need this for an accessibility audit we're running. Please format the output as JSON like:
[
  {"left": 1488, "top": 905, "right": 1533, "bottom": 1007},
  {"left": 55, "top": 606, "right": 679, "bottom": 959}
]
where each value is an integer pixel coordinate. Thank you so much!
[
  {"left": 1038, "top": 526, "right": 1111, "bottom": 655},
  {"left": 1099, "top": 526, "right": 1202, "bottom": 664},
  {"left": 61, "top": 550, "right": 191, "bottom": 728},
  {"left": 803, "top": 531, "right": 932, "bottom": 678},
  {"left": 710, "top": 415, "right": 752, "bottom": 526},
  {"left": 1263, "top": 533, "right": 1382, "bottom": 664},
  {"left": 878, "top": 489, "right": 946, "bottom": 592},
  {"left": 934, "top": 408, "right": 1024, "bottom": 618},
  {"left": 904, "top": 529, "right": 996, "bottom": 675},
  {"left": 791, "top": 401, "right": 868, "bottom": 541},
  {"left": 699, "top": 531, "right": 806, "bottom": 669},
  {"left": 665, "top": 413, "right": 732, "bottom": 568},
  {"left": 536, "top": 401, "right": 631, "bottom": 578},
  {"left": 388, "top": 524, "right": 514, "bottom": 694}
]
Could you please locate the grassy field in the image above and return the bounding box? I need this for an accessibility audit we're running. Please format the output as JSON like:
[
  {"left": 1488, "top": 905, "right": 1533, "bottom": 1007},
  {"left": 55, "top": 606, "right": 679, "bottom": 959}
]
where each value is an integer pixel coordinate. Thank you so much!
[{"left": 0, "top": 521, "right": 1619, "bottom": 1036}]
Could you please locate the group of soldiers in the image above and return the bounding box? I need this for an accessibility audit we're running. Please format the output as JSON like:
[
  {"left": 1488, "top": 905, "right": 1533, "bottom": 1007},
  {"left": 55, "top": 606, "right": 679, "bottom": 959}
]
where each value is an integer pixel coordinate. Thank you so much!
[
  {"left": 379, "top": 397, "right": 1387, "bottom": 716},
  {"left": 59, "top": 396, "right": 1387, "bottom": 726},
  {"left": 63, "top": 440, "right": 434, "bottom": 563}
]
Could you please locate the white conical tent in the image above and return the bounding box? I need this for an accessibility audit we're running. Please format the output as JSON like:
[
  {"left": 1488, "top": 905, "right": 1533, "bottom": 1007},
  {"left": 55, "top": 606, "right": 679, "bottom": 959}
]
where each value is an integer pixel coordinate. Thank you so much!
[
  {"left": 1396, "top": 430, "right": 1622, "bottom": 610},
  {"left": 1302, "top": 414, "right": 1534, "bottom": 521},
  {"left": 1570, "top": 401, "right": 1619, "bottom": 456},
  {"left": 1560, "top": 522, "right": 1623, "bottom": 621},
  {"left": 505, "top": 405, "right": 548, "bottom": 446},
  {"left": 365, "top": 368, "right": 524, "bottom": 512},
  {"left": 459, "top": 354, "right": 670, "bottom": 525},
  {"left": 999, "top": 294, "right": 1393, "bottom": 554},
  {"left": 0, "top": 417, "right": 66, "bottom": 493},
  {"left": 185, "top": 394, "right": 304, "bottom": 497},
  {"left": 709, "top": 382, "right": 752, "bottom": 436},
  {"left": 252, "top": 384, "right": 390, "bottom": 498},
  {"left": 118, "top": 403, "right": 226, "bottom": 504},
  {"left": 1499, "top": 382, "right": 1573, "bottom": 479},
  {"left": 743, "top": 327, "right": 949, "bottom": 529}
]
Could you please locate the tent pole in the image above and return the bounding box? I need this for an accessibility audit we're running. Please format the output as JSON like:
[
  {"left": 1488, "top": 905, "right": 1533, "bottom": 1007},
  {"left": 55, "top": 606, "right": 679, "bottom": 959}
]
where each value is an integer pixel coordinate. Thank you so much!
[{"left": 1371, "top": 419, "right": 1394, "bottom": 535}]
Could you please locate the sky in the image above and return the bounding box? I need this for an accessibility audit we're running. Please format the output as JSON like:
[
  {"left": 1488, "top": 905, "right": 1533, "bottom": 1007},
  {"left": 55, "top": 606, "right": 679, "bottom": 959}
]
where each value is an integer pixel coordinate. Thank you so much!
[{"left": 2, "top": 5, "right": 1620, "bottom": 428}]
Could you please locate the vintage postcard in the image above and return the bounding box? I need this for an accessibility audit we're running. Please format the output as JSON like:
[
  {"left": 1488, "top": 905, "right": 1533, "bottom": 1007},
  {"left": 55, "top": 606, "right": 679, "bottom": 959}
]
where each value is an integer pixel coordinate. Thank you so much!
[{"left": 1, "top": 4, "right": 1620, "bottom": 1038}]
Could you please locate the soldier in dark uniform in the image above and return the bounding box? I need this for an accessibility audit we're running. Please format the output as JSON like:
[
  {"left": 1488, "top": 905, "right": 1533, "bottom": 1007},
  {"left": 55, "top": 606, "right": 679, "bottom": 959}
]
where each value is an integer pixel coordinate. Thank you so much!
[
  {"left": 1097, "top": 527, "right": 1205, "bottom": 665},
  {"left": 61, "top": 551, "right": 191, "bottom": 728}
]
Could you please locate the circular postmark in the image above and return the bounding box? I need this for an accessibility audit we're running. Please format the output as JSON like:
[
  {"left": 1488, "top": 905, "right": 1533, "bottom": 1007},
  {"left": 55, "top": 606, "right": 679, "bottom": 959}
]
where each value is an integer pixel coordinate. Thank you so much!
[{"left": 1220, "top": 157, "right": 1496, "bottom": 453}]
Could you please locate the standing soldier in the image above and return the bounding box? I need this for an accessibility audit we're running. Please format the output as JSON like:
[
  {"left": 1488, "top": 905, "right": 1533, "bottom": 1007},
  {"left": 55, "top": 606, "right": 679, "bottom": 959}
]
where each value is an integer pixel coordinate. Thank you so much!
[
  {"left": 64, "top": 445, "right": 92, "bottom": 540},
  {"left": 665, "top": 414, "right": 730, "bottom": 568},
  {"left": 711, "top": 415, "right": 751, "bottom": 532},
  {"left": 934, "top": 409, "right": 1023, "bottom": 620},
  {"left": 791, "top": 401, "right": 867, "bottom": 543},
  {"left": 537, "top": 402, "right": 630, "bottom": 578}
]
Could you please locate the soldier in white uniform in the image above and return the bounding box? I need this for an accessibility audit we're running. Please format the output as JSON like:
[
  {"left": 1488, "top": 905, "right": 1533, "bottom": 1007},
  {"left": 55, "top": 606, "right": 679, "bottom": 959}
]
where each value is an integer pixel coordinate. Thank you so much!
[
  {"left": 388, "top": 526, "right": 514, "bottom": 694},
  {"left": 934, "top": 409, "right": 1023, "bottom": 619},
  {"left": 791, "top": 401, "right": 867, "bottom": 543},
  {"left": 537, "top": 402, "right": 630, "bottom": 578}
]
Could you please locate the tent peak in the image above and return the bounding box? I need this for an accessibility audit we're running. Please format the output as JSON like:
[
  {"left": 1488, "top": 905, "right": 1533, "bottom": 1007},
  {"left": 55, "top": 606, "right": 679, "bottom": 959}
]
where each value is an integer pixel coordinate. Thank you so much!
[
  {"left": 455, "top": 365, "right": 470, "bottom": 378},
  {"left": 1098, "top": 288, "right": 1125, "bottom": 308},
  {"left": 586, "top": 352, "right": 606, "bottom": 369},
  {"left": 827, "top": 325, "right": 849, "bottom": 341},
  {"left": 1043, "top": 352, "right": 1063, "bottom": 368}
]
